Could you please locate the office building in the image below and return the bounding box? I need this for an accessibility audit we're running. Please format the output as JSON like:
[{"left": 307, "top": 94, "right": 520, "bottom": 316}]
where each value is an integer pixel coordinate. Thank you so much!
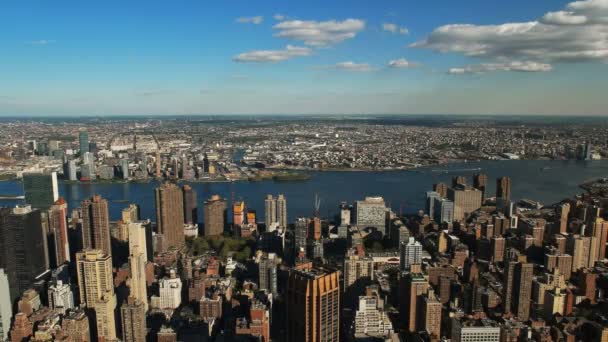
[
  {"left": 95, "top": 293, "right": 118, "bottom": 341},
  {"left": 48, "top": 280, "right": 74, "bottom": 314},
  {"left": 64, "top": 159, "right": 78, "bottom": 181},
  {"left": 265, "top": 194, "right": 288, "bottom": 231},
  {"left": 129, "top": 220, "right": 153, "bottom": 262},
  {"left": 433, "top": 198, "right": 454, "bottom": 224},
  {"left": 426, "top": 191, "right": 440, "bottom": 219},
  {"left": 0, "top": 205, "right": 49, "bottom": 303},
  {"left": 47, "top": 198, "right": 71, "bottom": 267},
  {"left": 421, "top": 289, "right": 442, "bottom": 339},
  {"left": 182, "top": 185, "right": 197, "bottom": 225},
  {"left": 448, "top": 185, "right": 482, "bottom": 221},
  {"left": 356, "top": 197, "right": 387, "bottom": 235},
  {"left": 433, "top": 182, "right": 448, "bottom": 198},
  {"left": 121, "top": 296, "right": 147, "bottom": 342},
  {"left": 233, "top": 200, "right": 245, "bottom": 226},
  {"left": 343, "top": 252, "right": 374, "bottom": 290},
  {"left": 79, "top": 162, "right": 96, "bottom": 181},
  {"left": 204, "top": 195, "right": 227, "bottom": 236},
  {"left": 258, "top": 253, "right": 278, "bottom": 295},
  {"left": 287, "top": 267, "right": 340, "bottom": 342},
  {"left": 496, "top": 176, "right": 512, "bottom": 201},
  {"left": 60, "top": 309, "right": 91, "bottom": 342},
  {"left": 79, "top": 131, "right": 89, "bottom": 153},
  {"left": 22, "top": 172, "right": 59, "bottom": 209},
  {"left": 0, "top": 269, "right": 11, "bottom": 342},
  {"left": 400, "top": 237, "right": 422, "bottom": 271},
  {"left": 512, "top": 262, "right": 533, "bottom": 320},
  {"left": 451, "top": 318, "right": 500, "bottom": 342},
  {"left": 491, "top": 237, "right": 505, "bottom": 263},
  {"left": 129, "top": 247, "right": 148, "bottom": 311},
  {"left": 81, "top": 195, "right": 112, "bottom": 256},
  {"left": 155, "top": 183, "right": 185, "bottom": 251},
  {"left": 294, "top": 218, "right": 309, "bottom": 257}
]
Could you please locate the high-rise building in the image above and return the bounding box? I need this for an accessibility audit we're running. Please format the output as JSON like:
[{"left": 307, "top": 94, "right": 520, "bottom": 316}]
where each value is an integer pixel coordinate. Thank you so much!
[
  {"left": 258, "top": 253, "right": 278, "bottom": 295},
  {"left": 340, "top": 202, "right": 351, "bottom": 225},
  {"left": 47, "top": 198, "right": 71, "bottom": 267},
  {"left": 121, "top": 296, "right": 147, "bottom": 342},
  {"left": 79, "top": 131, "right": 90, "bottom": 154},
  {"left": 276, "top": 194, "right": 287, "bottom": 229},
  {"left": 452, "top": 176, "right": 467, "bottom": 187},
  {"left": 473, "top": 173, "right": 488, "bottom": 200},
  {"left": 203, "top": 195, "right": 226, "bottom": 236},
  {"left": 48, "top": 280, "right": 74, "bottom": 314},
  {"left": 591, "top": 217, "right": 608, "bottom": 260},
  {"left": 343, "top": 252, "right": 374, "bottom": 290},
  {"left": 81, "top": 195, "right": 112, "bottom": 256},
  {"left": 426, "top": 191, "right": 441, "bottom": 219},
  {"left": 496, "top": 177, "right": 512, "bottom": 201},
  {"left": 235, "top": 300, "right": 271, "bottom": 342},
  {"left": 567, "top": 235, "right": 596, "bottom": 271},
  {"left": 22, "top": 171, "right": 59, "bottom": 210},
  {"left": 356, "top": 197, "right": 387, "bottom": 235},
  {"left": 433, "top": 198, "right": 454, "bottom": 224},
  {"left": 9, "top": 313, "right": 33, "bottom": 342},
  {"left": 400, "top": 270, "right": 428, "bottom": 333},
  {"left": 181, "top": 185, "right": 197, "bottom": 225},
  {"left": 0, "top": 269, "right": 12, "bottom": 341},
  {"left": 64, "top": 159, "right": 78, "bottom": 181},
  {"left": 294, "top": 218, "right": 309, "bottom": 257},
  {"left": 490, "top": 237, "right": 505, "bottom": 263},
  {"left": 157, "top": 326, "right": 177, "bottom": 342},
  {"left": 558, "top": 203, "right": 570, "bottom": 234},
  {"left": 155, "top": 151, "right": 162, "bottom": 178},
  {"left": 451, "top": 318, "right": 500, "bottom": 342},
  {"left": 287, "top": 267, "right": 340, "bottom": 342},
  {"left": 512, "top": 262, "right": 533, "bottom": 320},
  {"left": 433, "top": 182, "right": 448, "bottom": 198},
  {"left": 0, "top": 205, "right": 49, "bottom": 304},
  {"left": 129, "top": 246, "right": 148, "bottom": 311},
  {"left": 400, "top": 237, "right": 422, "bottom": 271},
  {"left": 60, "top": 309, "right": 91, "bottom": 342},
  {"left": 421, "top": 289, "right": 442, "bottom": 339},
  {"left": 448, "top": 185, "right": 483, "bottom": 221},
  {"left": 155, "top": 183, "right": 185, "bottom": 251},
  {"left": 265, "top": 195, "right": 277, "bottom": 230},
  {"left": 119, "top": 159, "right": 129, "bottom": 179},
  {"left": 129, "top": 220, "right": 153, "bottom": 262},
  {"left": 233, "top": 200, "right": 245, "bottom": 227},
  {"left": 75, "top": 249, "right": 116, "bottom": 341}
]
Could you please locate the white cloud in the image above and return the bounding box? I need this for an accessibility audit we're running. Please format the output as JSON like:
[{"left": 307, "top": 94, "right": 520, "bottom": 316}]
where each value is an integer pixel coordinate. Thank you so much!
[
  {"left": 273, "top": 18, "right": 365, "bottom": 46},
  {"left": 411, "top": 0, "right": 608, "bottom": 71},
  {"left": 334, "top": 61, "right": 374, "bottom": 72},
  {"left": 273, "top": 14, "right": 286, "bottom": 21},
  {"left": 236, "top": 16, "right": 263, "bottom": 25},
  {"left": 387, "top": 58, "right": 419, "bottom": 68},
  {"left": 383, "top": 23, "right": 409, "bottom": 35},
  {"left": 233, "top": 45, "right": 312, "bottom": 63},
  {"left": 26, "top": 39, "right": 55, "bottom": 45},
  {"left": 447, "top": 61, "right": 553, "bottom": 74}
]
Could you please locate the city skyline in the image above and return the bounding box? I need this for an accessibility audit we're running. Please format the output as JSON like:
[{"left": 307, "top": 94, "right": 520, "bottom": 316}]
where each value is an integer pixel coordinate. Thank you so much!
[{"left": 1, "top": 0, "right": 608, "bottom": 116}]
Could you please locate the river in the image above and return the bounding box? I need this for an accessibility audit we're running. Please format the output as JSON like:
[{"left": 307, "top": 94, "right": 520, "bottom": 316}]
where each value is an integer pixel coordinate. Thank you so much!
[{"left": 1, "top": 160, "right": 607, "bottom": 222}]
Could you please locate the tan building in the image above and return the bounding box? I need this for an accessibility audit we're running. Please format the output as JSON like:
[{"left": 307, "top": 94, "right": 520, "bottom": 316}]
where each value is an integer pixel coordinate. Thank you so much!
[
  {"left": 400, "top": 271, "right": 428, "bottom": 333},
  {"left": 155, "top": 183, "right": 185, "bottom": 251},
  {"left": 568, "top": 235, "right": 597, "bottom": 271},
  {"left": 81, "top": 195, "right": 112, "bottom": 256},
  {"left": 343, "top": 252, "right": 374, "bottom": 290},
  {"left": 60, "top": 309, "right": 90, "bottom": 342},
  {"left": 128, "top": 248, "right": 148, "bottom": 311},
  {"left": 204, "top": 195, "right": 227, "bottom": 236},
  {"left": 287, "top": 267, "right": 340, "bottom": 342},
  {"left": 121, "top": 297, "right": 147, "bottom": 342},
  {"left": 591, "top": 217, "right": 608, "bottom": 260},
  {"left": 76, "top": 249, "right": 116, "bottom": 341},
  {"left": 448, "top": 185, "right": 482, "bottom": 221},
  {"left": 496, "top": 176, "right": 512, "bottom": 201},
  {"left": 421, "top": 289, "right": 442, "bottom": 339}
]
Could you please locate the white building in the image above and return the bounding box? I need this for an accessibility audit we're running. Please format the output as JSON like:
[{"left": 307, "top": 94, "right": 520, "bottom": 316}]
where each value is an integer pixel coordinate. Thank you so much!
[
  {"left": 451, "top": 318, "right": 501, "bottom": 342},
  {"left": 400, "top": 237, "right": 422, "bottom": 271},
  {"left": 353, "top": 288, "right": 392, "bottom": 339},
  {"left": 0, "top": 269, "right": 12, "bottom": 341},
  {"left": 356, "top": 197, "right": 388, "bottom": 235},
  {"left": 158, "top": 272, "right": 182, "bottom": 309},
  {"left": 48, "top": 280, "right": 74, "bottom": 314}
]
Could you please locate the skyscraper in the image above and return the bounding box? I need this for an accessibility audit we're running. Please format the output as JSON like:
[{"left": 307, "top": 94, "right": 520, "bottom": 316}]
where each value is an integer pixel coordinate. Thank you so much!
[
  {"left": 76, "top": 249, "right": 116, "bottom": 341},
  {"left": 400, "top": 237, "right": 422, "bottom": 271},
  {"left": 258, "top": 253, "right": 278, "bottom": 295},
  {"left": 512, "top": 262, "right": 533, "bottom": 320},
  {"left": 496, "top": 176, "right": 512, "bottom": 201},
  {"left": 22, "top": 171, "right": 59, "bottom": 209},
  {"left": 0, "top": 205, "right": 49, "bottom": 303},
  {"left": 287, "top": 267, "right": 340, "bottom": 342},
  {"left": 400, "top": 270, "right": 428, "bottom": 333},
  {"left": 182, "top": 185, "right": 197, "bottom": 225},
  {"left": 473, "top": 173, "right": 488, "bottom": 200},
  {"left": 421, "top": 289, "right": 442, "bottom": 339},
  {"left": 48, "top": 280, "right": 74, "bottom": 314},
  {"left": 433, "top": 182, "right": 448, "bottom": 198},
  {"left": 233, "top": 200, "right": 245, "bottom": 226},
  {"left": 294, "top": 218, "right": 309, "bottom": 257},
  {"left": 47, "top": 198, "right": 71, "bottom": 267},
  {"left": 121, "top": 296, "right": 147, "bottom": 342},
  {"left": 129, "top": 245, "right": 148, "bottom": 311},
  {"left": 356, "top": 197, "right": 387, "bottom": 235},
  {"left": 79, "top": 131, "right": 89, "bottom": 154},
  {"left": 203, "top": 195, "right": 226, "bottom": 236},
  {"left": 129, "top": 220, "right": 153, "bottom": 262},
  {"left": 81, "top": 195, "right": 112, "bottom": 256},
  {"left": 0, "top": 269, "right": 12, "bottom": 342},
  {"left": 155, "top": 183, "right": 185, "bottom": 251},
  {"left": 265, "top": 195, "right": 277, "bottom": 230},
  {"left": 155, "top": 151, "right": 162, "bottom": 178},
  {"left": 426, "top": 191, "right": 440, "bottom": 219},
  {"left": 276, "top": 194, "right": 288, "bottom": 229},
  {"left": 448, "top": 185, "right": 483, "bottom": 222}
]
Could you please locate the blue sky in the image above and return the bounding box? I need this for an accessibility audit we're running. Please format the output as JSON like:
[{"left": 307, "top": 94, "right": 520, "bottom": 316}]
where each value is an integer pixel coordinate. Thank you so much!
[{"left": 1, "top": 0, "right": 607, "bottom": 116}]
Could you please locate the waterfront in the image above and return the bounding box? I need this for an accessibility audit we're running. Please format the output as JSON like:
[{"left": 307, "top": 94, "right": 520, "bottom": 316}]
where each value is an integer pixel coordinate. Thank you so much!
[{"left": 1, "top": 159, "right": 608, "bottom": 222}]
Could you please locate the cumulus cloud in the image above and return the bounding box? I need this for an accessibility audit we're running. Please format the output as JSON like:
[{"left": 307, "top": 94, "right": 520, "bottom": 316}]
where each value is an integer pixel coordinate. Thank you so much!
[
  {"left": 233, "top": 45, "right": 312, "bottom": 63},
  {"left": 383, "top": 23, "right": 409, "bottom": 34},
  {"left": 236, "top": 16, "right": 263, "bottom": 24},
  {"left": 447, "top": 61, "right": 553, "bottom": 75},
  {"left": 273, "top": 18, "right": 365, "bottom": 46},
  {"left": 411, "top": 0, "right": 608, "bottom": 71},
  {"left": 273, "top": 14, "right": 286, "bottom": 21},
  {"left": 387, "top": 58, "right": 418, "bottom": 68},
  {"left": 334, "top": 61, "right": 374, "bottom": 72}
]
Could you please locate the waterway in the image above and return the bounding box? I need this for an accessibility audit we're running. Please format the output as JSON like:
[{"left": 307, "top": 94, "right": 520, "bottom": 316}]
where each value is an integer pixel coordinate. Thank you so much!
[{"left": 1, "top": 160, "right": 607, "bottom": 223}]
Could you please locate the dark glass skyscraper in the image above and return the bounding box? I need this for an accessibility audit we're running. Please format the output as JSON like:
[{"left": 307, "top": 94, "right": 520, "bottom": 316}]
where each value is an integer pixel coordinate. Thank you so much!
[
  {"left": 182, "top": 185, "right": 197, "bottom": 225},
  {"left": 0, "top": 205, "right": 49, "bottom": 304},
  {"left": 79, "top": 131, "right": 89, "bottom": 154},
  {"left": 22, "top": 172, "right": 59, "bottom": 210}
]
